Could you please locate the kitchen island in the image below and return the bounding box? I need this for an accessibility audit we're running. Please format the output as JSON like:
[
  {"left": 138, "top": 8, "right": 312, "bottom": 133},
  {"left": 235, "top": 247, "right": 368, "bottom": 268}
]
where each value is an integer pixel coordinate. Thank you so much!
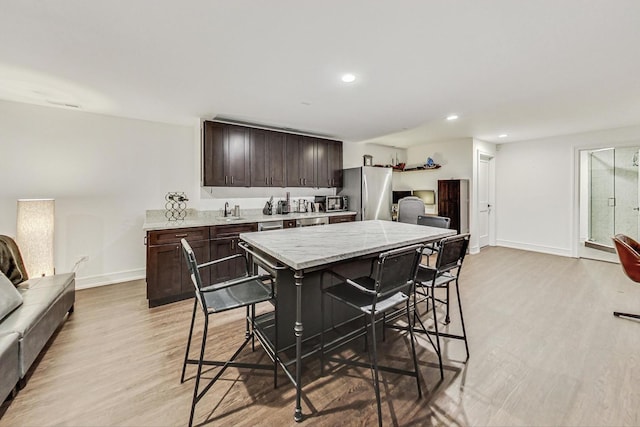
[{"left": 239, "top": 219, "right": 456, "bottom": 422}]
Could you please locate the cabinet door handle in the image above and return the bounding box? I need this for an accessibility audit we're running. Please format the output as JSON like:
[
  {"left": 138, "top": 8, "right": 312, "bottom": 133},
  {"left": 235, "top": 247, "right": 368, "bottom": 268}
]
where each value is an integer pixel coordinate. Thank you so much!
[
  {"left": 271, "top": 177, "right": 273, "bottom": 185},
  {"left": 266, "top": 177, "right": 268, "bottom": 185},
  {"left": 231, "top": 239, "right": 235, "bottom": 250},
  {"left": 225, "top": 176, "right": 228, "bottom": 184},
  {"left": 328, "top": 179, "right": 331, "bottom": 186},
  {"left": 175, "top": 233, "right": 188, "bottom": 238},
  {"left": 231, "top": 176, "right": 234, "bottom": 184}
]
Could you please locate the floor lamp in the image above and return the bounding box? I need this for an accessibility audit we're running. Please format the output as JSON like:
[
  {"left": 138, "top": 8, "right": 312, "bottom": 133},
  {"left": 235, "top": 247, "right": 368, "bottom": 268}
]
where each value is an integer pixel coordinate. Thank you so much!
[{"left": 16, "top": 199, "right": 55, "bottom": 278}]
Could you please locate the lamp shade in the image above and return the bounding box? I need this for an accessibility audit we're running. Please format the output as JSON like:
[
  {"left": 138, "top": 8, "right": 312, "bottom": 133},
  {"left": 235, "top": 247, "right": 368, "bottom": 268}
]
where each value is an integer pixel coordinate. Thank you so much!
[{"left": 16, "top": 199, "right": 55, "bottom": 277}]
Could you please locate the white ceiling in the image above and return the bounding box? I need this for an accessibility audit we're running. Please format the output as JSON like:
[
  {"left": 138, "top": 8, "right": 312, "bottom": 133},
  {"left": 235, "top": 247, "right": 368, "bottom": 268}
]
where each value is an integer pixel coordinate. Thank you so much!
[{"left": 1, "top": 1, "right": 640, "bottom": 147}]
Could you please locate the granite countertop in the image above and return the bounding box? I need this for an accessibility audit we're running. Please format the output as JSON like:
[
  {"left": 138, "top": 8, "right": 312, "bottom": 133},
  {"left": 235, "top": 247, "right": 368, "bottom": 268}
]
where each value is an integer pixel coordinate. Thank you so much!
[
  {"left": 239, "top": 219, "right": 456, "bottom": 270},
  {"left": 143, "top": 209, "right": 357, "bottom": 231}
]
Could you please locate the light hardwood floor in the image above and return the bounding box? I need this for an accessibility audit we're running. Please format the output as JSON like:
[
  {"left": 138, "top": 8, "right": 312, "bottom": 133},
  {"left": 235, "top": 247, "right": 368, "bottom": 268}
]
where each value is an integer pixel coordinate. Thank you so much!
[{"left": 1, "top": 246, "right": 639, "bottom": 426}]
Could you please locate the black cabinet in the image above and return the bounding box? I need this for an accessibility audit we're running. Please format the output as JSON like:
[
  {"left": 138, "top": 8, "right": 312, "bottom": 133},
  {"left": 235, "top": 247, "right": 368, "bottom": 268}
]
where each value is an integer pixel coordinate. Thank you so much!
[
  {"left": 250, "top": 129, "right": 286, "bottom": 187},
  {"left": 203, "top": 121, "right": 250, "bottom": 187}
]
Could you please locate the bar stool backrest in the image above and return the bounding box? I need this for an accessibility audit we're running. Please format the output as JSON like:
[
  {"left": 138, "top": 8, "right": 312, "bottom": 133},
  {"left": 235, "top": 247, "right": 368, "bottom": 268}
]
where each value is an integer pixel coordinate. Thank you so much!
[
  {"left": 417, "top": 215, "right": 451, "bottom": 229},
  {"left": 435, "top": 234, "right": 470, "bottom": 273},
  {"left": 181, "top": 239, "right": 206, "bottom": 311},
  {"left": 373, "top": 244, "right": 423, "bottom": 298}
]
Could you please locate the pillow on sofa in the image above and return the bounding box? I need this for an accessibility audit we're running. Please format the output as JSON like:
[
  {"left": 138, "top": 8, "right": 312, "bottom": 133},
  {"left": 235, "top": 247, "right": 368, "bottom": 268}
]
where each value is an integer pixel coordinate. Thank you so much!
[{"left": 0, "top": 271, "right": 23, "bottom": 321}]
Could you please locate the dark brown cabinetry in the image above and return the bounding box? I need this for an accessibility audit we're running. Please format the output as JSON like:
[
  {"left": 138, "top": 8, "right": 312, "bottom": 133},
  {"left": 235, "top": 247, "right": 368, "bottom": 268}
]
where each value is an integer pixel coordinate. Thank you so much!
[
  {"left": 437, "top": 179, "right": 469, "bottom": 234},
  {"left": 328, "top": 140, "right": 343, "bottom": 187},
  {"left": 146, "top": 223, "right": 258, "bottom": 307},
  {"left": 203, "top": 121, "right": 250, "bottom": 187},
  {"left": 203, "top": 120, "right": 342, "bottom": 188},
  {"left": 283, "top": 219, "right": 296, "bottom": 229},
  {"left": 285, "top": 135, "right": 317, "bottom": 187},
  {"left": 286, "top": 135, "right": 342, "bottom": 188},
  {"left": 210, "top": 223, "right": 258, "bottom": 283},
  {"left": 250, "top": 129, "right": 286, "bottom": 187},
  {"left": 328, "top": 214, "right": 356, "bottom": 224},
  {"left": 146, "top": 227, "right": 210, "bottom": 307}
]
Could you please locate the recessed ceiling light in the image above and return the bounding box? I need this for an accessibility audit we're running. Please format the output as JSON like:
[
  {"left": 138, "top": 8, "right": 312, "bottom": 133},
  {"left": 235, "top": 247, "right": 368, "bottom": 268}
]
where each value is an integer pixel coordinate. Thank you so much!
[
  {"left": 446, "top": 114, "right": 459, "bottom": 121},
  {"left": 498, "top": 134, "right": 508, "bottom": 138},
  {"left": 341, "top": 73, "right": 356, "bottom": 83}
]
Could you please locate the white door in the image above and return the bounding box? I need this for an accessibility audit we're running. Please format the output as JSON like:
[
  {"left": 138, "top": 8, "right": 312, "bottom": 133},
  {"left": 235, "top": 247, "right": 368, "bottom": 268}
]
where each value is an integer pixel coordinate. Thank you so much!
[{"left": 478, "top": 155, "right": 492, "bottom": 248}]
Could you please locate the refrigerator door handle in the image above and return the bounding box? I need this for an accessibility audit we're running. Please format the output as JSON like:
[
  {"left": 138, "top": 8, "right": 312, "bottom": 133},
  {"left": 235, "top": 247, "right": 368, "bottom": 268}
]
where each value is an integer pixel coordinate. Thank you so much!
[{"left": 362, "top": 174, "right": 368, "bottom": 220}]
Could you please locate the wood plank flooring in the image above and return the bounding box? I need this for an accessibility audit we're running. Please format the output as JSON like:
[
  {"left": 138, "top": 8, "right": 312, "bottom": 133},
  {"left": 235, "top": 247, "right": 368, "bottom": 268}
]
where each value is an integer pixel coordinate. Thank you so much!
[{"left": 1, "top": 246, "right": 639, "bottom": 426}]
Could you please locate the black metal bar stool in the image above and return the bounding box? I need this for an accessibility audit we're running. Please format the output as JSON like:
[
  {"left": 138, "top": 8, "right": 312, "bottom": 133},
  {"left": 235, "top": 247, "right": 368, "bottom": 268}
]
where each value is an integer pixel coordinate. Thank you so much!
[
  {"left": 180, "top": 238, "right": 276, "bottom": 427},
  {"left": 414, "top": 233, "right": 470, "bottom": 375},
  {"left": 319, "top": 244, "right": 423, "bottom": 427}
]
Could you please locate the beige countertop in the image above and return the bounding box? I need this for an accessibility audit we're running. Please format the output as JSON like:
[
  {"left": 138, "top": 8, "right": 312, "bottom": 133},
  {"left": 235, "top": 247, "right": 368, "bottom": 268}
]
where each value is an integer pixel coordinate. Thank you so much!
[{"left": 143, "top": 209, "right": 357, "bottom": 231}]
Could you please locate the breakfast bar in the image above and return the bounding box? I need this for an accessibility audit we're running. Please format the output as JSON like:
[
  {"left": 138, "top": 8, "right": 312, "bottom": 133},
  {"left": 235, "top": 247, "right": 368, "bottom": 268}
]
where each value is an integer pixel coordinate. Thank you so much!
[{"left": 239, "top": 220, "right": 455, "bottom": 422}]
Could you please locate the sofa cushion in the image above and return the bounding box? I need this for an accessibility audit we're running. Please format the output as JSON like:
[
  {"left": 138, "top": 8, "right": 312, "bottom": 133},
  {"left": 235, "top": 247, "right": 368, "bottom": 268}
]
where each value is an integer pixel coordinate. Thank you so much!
[
  {"left": 0, "top": 271, "right": 23, "bottom": 321},
  {"left": 0, "top": 302, "right": 50, "bottom": 338}
]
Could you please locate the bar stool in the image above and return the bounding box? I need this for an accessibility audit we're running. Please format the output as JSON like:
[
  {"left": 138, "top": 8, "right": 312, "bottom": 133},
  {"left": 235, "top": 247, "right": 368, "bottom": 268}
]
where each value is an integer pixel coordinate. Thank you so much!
[
  {"left": 320, "top": 244, "right": 423, "bottom": 427},
  {"left": 414, "top": 233, "right": 470, "bottom": 375},
  {"left": 180, "top": 239, "right": 276, "bottom": 427}
]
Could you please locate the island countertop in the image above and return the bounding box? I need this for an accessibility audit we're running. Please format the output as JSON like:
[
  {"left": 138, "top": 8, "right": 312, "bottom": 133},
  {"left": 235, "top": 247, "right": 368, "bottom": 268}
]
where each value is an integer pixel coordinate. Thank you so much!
[{"left": 239, "top": 219, "right": 456, "bottom": 271}]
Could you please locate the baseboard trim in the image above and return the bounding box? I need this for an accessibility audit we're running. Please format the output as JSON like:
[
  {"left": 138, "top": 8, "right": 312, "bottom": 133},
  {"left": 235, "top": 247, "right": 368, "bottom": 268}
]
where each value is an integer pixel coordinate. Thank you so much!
[
  {"left": 75, "top": 268, "right": 145, "bottom": 290},
  {"left": 496, "top": 240, "right": 573, "bottom": 258}
]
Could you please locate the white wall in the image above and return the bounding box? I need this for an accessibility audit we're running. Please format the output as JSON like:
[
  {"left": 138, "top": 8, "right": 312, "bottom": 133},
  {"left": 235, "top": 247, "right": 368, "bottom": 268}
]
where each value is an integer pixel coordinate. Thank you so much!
[
  {"left": 342, "top": 141, "right": 406, "bottom": 169},
  {"left": 394, "top": 138, "right": 473, "bottom": 215},
  {"left": 0, "top": 100, "right": 196, "bottom": 288},
  {"left": 495, "top": 125, "right": 640, "bottom": 257}
]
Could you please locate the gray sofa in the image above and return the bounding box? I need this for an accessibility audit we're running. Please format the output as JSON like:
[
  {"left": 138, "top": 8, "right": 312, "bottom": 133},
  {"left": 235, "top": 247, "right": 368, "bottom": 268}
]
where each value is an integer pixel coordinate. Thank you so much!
[{"left": 0, "top": 235, "right": 75, "bottom": 403}]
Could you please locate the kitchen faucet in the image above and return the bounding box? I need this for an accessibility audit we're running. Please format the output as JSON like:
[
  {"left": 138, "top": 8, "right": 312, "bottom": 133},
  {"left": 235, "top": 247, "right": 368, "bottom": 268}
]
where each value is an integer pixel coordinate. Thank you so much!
[{"left": 224, "top": 202, "right": 230, "bottom": 217}]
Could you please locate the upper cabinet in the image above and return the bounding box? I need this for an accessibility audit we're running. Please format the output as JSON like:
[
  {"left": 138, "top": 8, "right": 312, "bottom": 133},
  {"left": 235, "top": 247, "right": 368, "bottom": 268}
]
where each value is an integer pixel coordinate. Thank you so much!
[
  {"left": 203, "top": 120, "right": 342, "bottom": 188},
  {"left": 250, "top": 129, "right": 286, "bottom": 187},
  {"left": 318, "top": 139, "right": 343, "bottom": 188},
  {"left": 203, "top": 122, "right": 250, "bottom": 187},
  {"left": 286, "top": 135, "right": 317, "bottom": 187}
]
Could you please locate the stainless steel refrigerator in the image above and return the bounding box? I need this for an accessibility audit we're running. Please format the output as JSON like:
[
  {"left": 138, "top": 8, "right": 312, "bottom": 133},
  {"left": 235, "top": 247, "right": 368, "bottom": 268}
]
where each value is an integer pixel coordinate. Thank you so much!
[{"left": 339, "top": 166, "right": 393, "bottom": 221}]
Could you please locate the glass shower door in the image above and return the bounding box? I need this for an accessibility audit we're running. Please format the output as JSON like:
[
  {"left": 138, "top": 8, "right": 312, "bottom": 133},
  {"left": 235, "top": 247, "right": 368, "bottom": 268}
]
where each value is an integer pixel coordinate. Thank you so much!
[
  {"left": 589, "top": 148, "right": 615, "bottom": 246},
  {"left": 613, "top": 147, "right": 640, "bottom": 240}
]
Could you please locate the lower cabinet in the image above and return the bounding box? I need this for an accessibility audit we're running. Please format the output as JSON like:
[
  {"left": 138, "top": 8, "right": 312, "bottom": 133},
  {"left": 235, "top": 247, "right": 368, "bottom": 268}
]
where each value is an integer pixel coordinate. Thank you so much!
[
  {"left": 146, "top": 227, "right": 210, "bottom": 307},
  {"left": 329, "top": 214, "right": 356, "bottom": 224},
  {"left": 210, "top": 223, "right": 257, "bottom": 283}
]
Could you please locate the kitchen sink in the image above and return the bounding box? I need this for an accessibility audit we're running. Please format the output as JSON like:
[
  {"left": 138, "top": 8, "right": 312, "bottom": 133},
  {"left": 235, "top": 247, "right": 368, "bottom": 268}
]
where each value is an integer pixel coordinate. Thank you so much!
[{"left": 222, "top": 216, "right": 245, "bottom": 222}]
